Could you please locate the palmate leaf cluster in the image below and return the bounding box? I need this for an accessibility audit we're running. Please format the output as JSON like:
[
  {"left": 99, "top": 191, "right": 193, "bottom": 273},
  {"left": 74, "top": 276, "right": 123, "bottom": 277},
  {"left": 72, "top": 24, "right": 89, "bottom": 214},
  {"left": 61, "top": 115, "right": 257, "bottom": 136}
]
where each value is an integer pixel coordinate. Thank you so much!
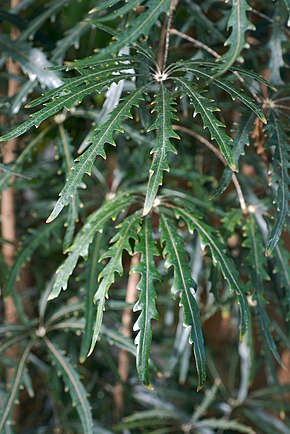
[{"left": 0, "top": 0, "right": 290, "bottom": 432}]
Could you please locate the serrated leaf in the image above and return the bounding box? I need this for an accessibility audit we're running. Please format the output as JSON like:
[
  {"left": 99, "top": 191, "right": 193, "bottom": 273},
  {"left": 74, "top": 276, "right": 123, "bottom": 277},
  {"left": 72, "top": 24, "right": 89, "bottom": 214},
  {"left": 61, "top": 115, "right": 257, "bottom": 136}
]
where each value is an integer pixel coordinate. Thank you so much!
[
  {"left": 159, "top": 214, "right": 206, "bottom": 390},
  {"left": 143, "top": 85, "right": 179, "bottom": 216},
  {"left": 44, "top": 338, "right": 93, "bottom": 434},
  {"left": 174, "top": 206, "right": 249, "bottom": 336},
  {"left": 47, "top": 85, "right": 147, "bottom": 222},
  {"left": 266, "top": 115, "right": 290, "bottom": 253},
  {"left": 217, "top": 0, "right": 255, "bottom": 75},
  {"left": 133, "top": 216, "right": 159, "bottom": 387},
  {"left": 87, "top": 0, "right": 171, "bottom": 60},
  {"left": 49, "top": 192, "right": 135, "bottom": 300},
  {"left": 214, "top": 113, "right": 255, "bottom": 197},
  {"left": 173, "top": 65, "right": 266, "bottom": 123},
  {"left": 174, "top": 77, "right": 235, "bottom": 169},
  {"left": 4, "top": 217, "right": 65, "bottom": 296},
  {"left": 0, "top": 343, "right": 32, "bottom": 432},
  {"left": 0, "top": 71, "right": 131, "bottom": 142},
  {"left": 89, "top": 211, "right": 141, "bottom": 355},
  {"left": 92, "top": 0, "right": 145, "bottom": 24},
  {"left": 243, "top": 213, "right": 282, "bottom": 365}
]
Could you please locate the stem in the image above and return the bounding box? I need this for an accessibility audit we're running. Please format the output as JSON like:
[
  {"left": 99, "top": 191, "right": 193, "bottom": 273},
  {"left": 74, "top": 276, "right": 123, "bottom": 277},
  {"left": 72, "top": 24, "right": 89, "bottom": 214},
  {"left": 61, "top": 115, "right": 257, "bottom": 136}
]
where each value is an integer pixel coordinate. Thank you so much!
[
  {"left": 157, "top": 0, "right": 179, "bottom": 72},
  {"left": 170, "top": 28, "right": 220, "bottom": 58}
]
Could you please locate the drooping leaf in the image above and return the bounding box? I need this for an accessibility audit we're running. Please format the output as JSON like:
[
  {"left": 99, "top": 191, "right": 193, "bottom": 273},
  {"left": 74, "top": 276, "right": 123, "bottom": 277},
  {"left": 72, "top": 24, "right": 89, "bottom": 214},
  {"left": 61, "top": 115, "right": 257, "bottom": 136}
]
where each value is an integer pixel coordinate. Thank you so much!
[
  {"left": 243, "top": 213, "right": 282, "bottom": 365},
  {"left": 0, "top": 343, "right": 32, "bottom": 432},
  {"left": 265, "top": 114, "right": 290, "bottom": 254},
  {"left": 44, "top": 337, "right": 93, "bottom": 434},
  {"left": 143, "top": 85, "right": 179, "bottom": 216},
  {"left": 48, "top": 192, "right": 135, "bottom": 300},
  {"left": 47, "top": 85, "right": 147, "bottom": 222},
  {"left": 217, "top": 0, "right": 255, "bottom": 75},
  {"left": 79, "top": 233, "right": 102, "bottom": 363},
  {"left": 57, "top": 125, "right": 80, "bottom": 251},
  {"left": 174, "top": 206, "right": 249, "bottom": 336},
  {"left": 133, "top": 216, "right": 159, "bottom": 387},
  {"left": 89, "top": 211, "right": 141, "bottom": 355},
  {"left": 159, "top": 213, "right": 206, "bottom": 390},
  {"left": 174, "top": 77, "right": 235, "bottom": 169}
]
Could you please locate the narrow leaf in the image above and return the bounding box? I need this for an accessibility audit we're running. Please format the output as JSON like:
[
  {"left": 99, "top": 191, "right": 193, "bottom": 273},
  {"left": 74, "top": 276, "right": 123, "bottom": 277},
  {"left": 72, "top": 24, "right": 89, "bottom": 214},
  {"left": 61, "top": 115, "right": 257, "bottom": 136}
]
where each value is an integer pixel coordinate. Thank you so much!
[
  {"left": 0, "top": 343, "right": 32, "bottom": 432},
  {"left": 243, "top": 213, "right": 282, "bottom": 365},
  {"left": 89, "top": 211, "right": 141, "bottom": 355},
  {"left": 133, "top": 216, "right": 159, "bottom": 387},
  {"left": 175, "top": 77, "right": 235, "bottom": 169},
  {"left": 143, "top": 85, "right": 179, "bottom": 216},
  {"left": 44, "top": 338, "right": 93, "bottom": 434},
  {"left": 47, "top": 86, "right": 147, "bottom": 222},
  {"left": 266, "top": 115, "right": 290, "bottom": 254},
  {"left": 174, "top": 206, "right": 249, "bottom": 336},
  {"left": 160, "top": 214, "right": 206, "bottom": 390},
  {"left": 217, "top": 0, "right": 255, "bottom": 75},
  {"left": 49, "top": 192, "right": 135, "bottom": 300}
]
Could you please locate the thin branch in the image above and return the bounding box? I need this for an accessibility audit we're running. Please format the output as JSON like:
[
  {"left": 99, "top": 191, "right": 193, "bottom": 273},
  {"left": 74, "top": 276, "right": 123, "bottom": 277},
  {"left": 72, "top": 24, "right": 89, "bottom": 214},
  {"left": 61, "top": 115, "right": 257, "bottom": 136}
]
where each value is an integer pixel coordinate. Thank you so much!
[
  {"left": 170, "top": 28, "right": 220, "bottom": 58},
  {"left": 173, "top": 125, "right": 247, "bottom": 212}
]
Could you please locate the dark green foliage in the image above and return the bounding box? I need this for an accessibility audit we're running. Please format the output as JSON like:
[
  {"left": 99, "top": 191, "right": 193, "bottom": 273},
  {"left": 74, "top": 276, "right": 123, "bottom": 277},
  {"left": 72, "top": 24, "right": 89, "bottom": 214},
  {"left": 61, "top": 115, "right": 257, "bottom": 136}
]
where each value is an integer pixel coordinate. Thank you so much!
[{"left": 0, "top": 0, "right": 289, "bottom": 432}]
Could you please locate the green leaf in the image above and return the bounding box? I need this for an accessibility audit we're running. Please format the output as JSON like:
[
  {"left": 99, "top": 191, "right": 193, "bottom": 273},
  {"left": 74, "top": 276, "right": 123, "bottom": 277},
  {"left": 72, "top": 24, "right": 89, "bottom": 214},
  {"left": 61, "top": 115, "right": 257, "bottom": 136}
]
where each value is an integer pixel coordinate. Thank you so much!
[
  {"left": 57, "top": 126, "right": 80, "bottom": 251},
  {"left": 0, "top": 70, "right": 131, "bottom": 142},
  {"left": 44, "top": 338, "right": 93, "bottom": 434},
  {"left": 88, "top": 0, "right": 171, "bottom": 60},
  {"left": 79, "top": 234, "right": 102, "bottom": 363},
  {"left": 174, "top": 77, "right": 235, "bottom": 170},
  {"left": 217, "top": 0, "right": 255, "bottom": 75},
  {"left": 47, "top": 85, "right": 147, "bottom": 222},
  {"left": 173, "top": 64, "right": 266, "bottom": 123},
  {"left": 89, "top": 211, "right": 141, "bottom": 355},
  {"left": 194, "top": 418, "right": 255, "bottom": 433},
  {"left": 143, "top": 85, "right": 179, "bottom": 216},
  {"left": 48, "top": 192, "right": 135, "bottom": 300},
  {"left": 243, "top": 213, "right": 282, "bottom": 365},
  {"left": 174, "top": 206, "right": 249, "bottom": 336},
  {"left": 133, "top": 216, "right": 159, "bottom": 387},
  {"left": 92, "top": 0, "right": 145, "bottom": 23},
  {"left": 268, "top": 23, "right": 287, "bottom": 86},
  {"left": 159, "top": 214, "right": 206, "bottom": 390},
  {"left": 4, "top": 217, "right": 65, "bottom": 296},
  {"left": 0, "top": 343, "right": 32, "bottom": 432},
  {"left": 266, "top": 115, "right": 290, "bottom": 254},
  {"left": 214, "top": 113, "right": 255, "bottom": 197},
  {"left": 0, "top": 35, "right": 62, "bottom": 89}
]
